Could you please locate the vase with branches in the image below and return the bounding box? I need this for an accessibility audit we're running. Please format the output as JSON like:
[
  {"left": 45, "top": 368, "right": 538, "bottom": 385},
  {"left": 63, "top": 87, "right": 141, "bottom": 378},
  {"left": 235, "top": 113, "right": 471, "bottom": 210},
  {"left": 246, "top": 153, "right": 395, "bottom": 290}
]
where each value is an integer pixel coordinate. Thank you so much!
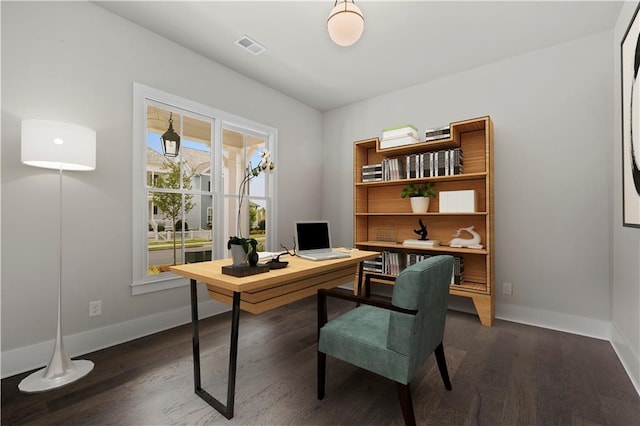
[{"left": 228, "top": 149, "right": 275, "bottom": 265}]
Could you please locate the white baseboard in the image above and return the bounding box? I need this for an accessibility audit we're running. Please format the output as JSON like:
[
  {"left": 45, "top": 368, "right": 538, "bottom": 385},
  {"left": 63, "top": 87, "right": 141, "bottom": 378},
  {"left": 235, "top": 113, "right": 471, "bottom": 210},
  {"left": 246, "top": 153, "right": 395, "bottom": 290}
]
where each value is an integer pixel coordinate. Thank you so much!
[
  {"left": 610, "top": 323, "right": 640, "bottom": 396},
  {"left": 1, "top": 299, "right": 230, "bottom": 379},
  {"left": 494, "top": 302, "right": 612, "bottom": 340}
]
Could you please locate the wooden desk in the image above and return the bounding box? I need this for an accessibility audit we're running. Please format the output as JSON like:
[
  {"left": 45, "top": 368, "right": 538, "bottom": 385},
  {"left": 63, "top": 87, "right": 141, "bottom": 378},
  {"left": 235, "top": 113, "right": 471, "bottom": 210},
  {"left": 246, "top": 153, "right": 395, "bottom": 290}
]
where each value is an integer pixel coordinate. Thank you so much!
[{"left": 170, "top": 250, "right": 379, "bottom": 419}]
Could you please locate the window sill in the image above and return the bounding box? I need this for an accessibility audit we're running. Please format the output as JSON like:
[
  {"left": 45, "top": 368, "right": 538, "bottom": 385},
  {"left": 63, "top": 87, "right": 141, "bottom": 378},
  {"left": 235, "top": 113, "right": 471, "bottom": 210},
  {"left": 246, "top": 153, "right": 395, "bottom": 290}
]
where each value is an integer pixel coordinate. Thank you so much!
[{"left": 131, "top": 275, "right": 189, "bottom": 295}]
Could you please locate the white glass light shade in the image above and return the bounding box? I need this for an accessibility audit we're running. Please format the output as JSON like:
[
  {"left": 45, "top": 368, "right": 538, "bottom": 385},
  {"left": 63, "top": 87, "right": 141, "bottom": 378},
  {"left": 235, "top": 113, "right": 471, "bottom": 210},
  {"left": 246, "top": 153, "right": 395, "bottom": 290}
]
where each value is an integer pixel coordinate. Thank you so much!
[
  {"left": 21, "top": 119, "right": 96, "bottom": 171},
  {"left": 327, "top": 0, "right": 364, "bottom": 47}
]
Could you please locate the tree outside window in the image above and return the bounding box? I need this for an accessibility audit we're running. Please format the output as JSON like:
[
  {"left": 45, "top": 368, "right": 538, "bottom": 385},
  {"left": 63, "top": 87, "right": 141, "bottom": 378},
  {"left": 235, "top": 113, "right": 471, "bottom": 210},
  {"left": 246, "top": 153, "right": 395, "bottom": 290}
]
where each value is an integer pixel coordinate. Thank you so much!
[{"left": 152, "top": 161, "right": 195, "bottom": 265}]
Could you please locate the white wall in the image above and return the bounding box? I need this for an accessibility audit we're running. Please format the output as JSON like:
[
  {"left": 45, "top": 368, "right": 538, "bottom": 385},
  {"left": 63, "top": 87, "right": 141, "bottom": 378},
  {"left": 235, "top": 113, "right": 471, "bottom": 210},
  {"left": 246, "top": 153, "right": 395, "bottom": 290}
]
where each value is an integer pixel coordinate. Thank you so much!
[
  {"left": 612, "top": 1, "right": 640, "bottom": 394},
  {"left": 323, "top": 31, "right": 614, "bottom": 337},
  {"left": 0, "top": 2, "right": 323, "bottom": 377},
  {"left": 2, "top": 1, "right": 637, "bottom": 393}
]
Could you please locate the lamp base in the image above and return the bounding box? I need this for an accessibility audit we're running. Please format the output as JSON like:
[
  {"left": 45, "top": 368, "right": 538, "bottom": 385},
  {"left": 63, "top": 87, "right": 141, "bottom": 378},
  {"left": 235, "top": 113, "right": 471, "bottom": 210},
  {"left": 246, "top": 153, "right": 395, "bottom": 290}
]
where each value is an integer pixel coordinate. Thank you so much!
[{"left": 18, "top": 360, "right": 94, "bottom": 393}]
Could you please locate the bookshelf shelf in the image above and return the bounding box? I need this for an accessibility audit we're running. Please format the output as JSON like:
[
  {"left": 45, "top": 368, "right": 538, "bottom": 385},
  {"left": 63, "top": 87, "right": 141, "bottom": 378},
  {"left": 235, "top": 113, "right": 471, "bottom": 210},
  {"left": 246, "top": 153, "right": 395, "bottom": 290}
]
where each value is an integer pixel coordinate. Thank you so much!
[
  {"left": 355, "top": 240, "right": 488, "bottom": 255},
  {"left": 355, "top": 172, "right": 487, "bottom": 187},
  {"left": 355, "top": 212, "right": 487, "bottom": 217},
  {"left": 353, "top": 116, "right": 495, "bottom": 326}
]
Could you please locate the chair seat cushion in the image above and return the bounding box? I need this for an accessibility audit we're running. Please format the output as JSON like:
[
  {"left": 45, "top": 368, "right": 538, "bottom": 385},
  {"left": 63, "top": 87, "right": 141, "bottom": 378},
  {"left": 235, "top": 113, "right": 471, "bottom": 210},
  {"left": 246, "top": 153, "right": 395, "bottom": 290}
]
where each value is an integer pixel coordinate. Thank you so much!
[{"left": 318, "top": 305, "right": 411, "bottom": 384}]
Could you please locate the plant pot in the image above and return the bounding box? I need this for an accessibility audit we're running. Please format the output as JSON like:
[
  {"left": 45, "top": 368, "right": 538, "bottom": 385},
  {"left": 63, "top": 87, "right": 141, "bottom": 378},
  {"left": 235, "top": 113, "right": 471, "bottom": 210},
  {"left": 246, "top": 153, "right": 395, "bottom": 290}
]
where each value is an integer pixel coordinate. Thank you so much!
[
  {"left": 230, "top": 244, "right": 248, "bottom": 266},
  {"left": 410, "top": 196, "right": 430, "bottom": 213},
  {"left": 247, "top": 250, "right": 259, "bottom": 266}
]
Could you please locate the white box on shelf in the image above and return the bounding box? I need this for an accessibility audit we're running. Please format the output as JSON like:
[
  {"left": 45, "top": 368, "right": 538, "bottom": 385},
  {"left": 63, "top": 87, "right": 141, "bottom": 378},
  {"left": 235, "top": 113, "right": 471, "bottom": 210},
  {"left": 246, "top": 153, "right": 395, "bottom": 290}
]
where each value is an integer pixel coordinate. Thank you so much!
[
  {"left": 439, "top": 190, "right": 477, "bottom": 213},
  {"left": 379, "top": 134, "right": 419, "bottom": 149}
]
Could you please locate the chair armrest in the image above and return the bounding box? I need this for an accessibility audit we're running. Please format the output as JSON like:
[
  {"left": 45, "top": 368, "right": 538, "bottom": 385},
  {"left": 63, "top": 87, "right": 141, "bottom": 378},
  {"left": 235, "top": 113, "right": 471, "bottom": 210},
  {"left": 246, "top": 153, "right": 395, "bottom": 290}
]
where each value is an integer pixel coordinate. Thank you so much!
[
  {"left": 319, "top": 288, "right": 417, "bottom": 315},
  {"left": 359, "top": 272, "right": 396, "bottom": 297}
]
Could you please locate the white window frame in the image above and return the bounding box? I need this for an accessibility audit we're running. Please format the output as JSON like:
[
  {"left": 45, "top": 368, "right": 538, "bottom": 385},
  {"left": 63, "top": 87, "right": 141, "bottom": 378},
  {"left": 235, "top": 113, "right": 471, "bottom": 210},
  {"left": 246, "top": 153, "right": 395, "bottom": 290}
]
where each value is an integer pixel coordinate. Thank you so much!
[{"left": 132, "top": 83, "right": 278, "bottom": 295}]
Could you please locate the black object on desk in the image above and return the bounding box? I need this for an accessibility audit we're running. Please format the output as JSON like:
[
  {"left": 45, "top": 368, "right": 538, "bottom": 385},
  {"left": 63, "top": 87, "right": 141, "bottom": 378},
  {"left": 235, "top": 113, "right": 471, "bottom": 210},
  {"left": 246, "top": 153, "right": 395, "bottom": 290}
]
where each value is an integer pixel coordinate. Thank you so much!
[
  {"left": 266, "top": 253, "right": 289, "bottom": 269},
  {"left": 221, "top": 263, "right": 270, "bottom": 277}
]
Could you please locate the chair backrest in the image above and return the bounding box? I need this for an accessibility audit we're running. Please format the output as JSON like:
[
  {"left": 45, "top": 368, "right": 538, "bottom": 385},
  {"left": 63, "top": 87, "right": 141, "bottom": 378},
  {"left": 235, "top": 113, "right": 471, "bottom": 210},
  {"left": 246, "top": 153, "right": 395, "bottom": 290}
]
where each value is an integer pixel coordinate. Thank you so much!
[{"left": 387, "top": 255, "right": 453, "bottom": 376}]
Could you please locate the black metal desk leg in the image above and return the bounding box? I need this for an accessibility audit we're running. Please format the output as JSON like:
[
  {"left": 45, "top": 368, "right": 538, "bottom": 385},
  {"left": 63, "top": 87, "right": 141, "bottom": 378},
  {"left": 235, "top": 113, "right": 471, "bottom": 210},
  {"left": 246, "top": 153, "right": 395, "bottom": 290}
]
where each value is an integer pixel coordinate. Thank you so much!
[
  {"left": 190, "top": 279, "right": 202, "bottom": 390},
  {"left": 190, "top": 279, "right": 241, "bottom": 419},
  {"left": 357, "top": 261, "right": 364, "bottom": 296}
]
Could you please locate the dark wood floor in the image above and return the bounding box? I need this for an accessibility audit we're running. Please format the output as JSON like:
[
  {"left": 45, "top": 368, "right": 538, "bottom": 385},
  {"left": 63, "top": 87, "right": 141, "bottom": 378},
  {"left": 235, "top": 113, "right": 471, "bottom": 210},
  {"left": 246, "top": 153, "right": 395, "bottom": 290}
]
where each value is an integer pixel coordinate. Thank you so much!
[{"left": 2, "top": 296, "right": 639, "bottom": 425}]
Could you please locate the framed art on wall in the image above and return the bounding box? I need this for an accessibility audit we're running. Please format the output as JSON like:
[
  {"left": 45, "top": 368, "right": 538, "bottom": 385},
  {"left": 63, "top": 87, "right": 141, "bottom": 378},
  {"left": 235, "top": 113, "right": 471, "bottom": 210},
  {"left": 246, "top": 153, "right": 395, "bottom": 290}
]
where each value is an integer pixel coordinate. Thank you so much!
[{"left": 621, "top": 2, "right": 640, "bottom": 228}]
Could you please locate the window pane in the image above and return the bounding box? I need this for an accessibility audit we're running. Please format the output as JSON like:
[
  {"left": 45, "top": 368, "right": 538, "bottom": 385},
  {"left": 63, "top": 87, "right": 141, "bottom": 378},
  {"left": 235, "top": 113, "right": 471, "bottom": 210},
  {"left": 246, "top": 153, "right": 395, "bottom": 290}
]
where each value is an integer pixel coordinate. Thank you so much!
[
  {"left": 148, "top": 192, "right": 213, "bottom": 274},
  {"left": 248, "top": 135, "right": 267, "bottom": 196},
  {"left": 181, "top": 115, "right": 212, "bottom": 190},
  {"left": 223, "top": 128, "right": 244, "bottom": 197},
  {"left": 249, "top": 198, "right": 267, "bottom": 251},
  {"left": 147, "top": 106, "right": 181, "bottom": 188},
  {"left": 148, "top": 190, "right": 183, "bottom": 275},
  {"left": 184, "top": 194, "right": 213, "bottom": 264}
]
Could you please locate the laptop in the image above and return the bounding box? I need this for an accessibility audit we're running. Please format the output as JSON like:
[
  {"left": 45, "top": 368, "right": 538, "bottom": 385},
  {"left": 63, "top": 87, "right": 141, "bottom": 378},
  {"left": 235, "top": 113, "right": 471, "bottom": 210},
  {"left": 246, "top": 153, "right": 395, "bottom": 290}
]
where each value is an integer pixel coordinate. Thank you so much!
[{"left": 295, "top": 221, "right": 350, "bottom": 261}]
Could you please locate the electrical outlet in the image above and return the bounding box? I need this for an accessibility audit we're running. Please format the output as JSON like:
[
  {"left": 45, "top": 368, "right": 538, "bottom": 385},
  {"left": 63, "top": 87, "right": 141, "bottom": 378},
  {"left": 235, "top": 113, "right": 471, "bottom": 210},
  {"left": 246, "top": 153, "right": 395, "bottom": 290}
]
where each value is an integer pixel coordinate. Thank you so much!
[
  {"left": 89, "top": 300, "right": 102, "bottom": 317},
  {"left": 502, "top": 282, "right": 513, "bottom": 295}
]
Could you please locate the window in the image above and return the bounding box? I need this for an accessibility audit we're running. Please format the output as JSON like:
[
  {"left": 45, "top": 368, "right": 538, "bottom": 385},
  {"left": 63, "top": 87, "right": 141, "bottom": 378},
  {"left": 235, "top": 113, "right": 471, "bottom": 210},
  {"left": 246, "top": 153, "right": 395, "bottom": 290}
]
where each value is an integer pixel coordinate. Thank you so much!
[{"left": 132, "top": 83, "right": 277, "bottom": 295}]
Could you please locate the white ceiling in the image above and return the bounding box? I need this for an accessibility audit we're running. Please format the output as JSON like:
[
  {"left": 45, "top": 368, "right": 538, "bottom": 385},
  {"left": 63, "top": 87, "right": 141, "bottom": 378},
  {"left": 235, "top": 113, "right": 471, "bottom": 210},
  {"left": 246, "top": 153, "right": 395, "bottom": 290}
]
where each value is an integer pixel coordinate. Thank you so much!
[{"left": 94, "top": 1, "right": 623, "bottom": 112}]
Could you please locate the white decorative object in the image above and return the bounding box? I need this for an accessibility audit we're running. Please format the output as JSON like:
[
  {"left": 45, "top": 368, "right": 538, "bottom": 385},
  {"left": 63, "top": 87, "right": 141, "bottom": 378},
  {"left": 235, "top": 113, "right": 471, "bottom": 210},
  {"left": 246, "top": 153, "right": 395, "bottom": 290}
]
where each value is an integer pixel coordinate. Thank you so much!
[
  {"left": 410, "top": 196, "right": 430, "bottom": 213},
  {"left": 439, "top": 190, "right": 477, "bottom": 213},
  {"left": 19, "top": 119, "right": 96, "bottom": 393},
  {"left": 448, "top": 226, "right": 483, "bottom": 249}
]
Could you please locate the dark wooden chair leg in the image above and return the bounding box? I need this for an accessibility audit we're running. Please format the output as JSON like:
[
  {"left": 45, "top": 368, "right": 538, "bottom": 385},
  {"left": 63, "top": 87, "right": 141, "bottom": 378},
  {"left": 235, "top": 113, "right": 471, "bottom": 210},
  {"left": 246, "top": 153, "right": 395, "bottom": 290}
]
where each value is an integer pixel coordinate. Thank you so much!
[
  {"left": 317, "top": 351, "right": 326, "bottom": 400},
  {"left": 395, "top": 382, "right": 416, "bottom": 426},
  {"left": 434, "top": 342, "right": 452, "bottom": 390}
]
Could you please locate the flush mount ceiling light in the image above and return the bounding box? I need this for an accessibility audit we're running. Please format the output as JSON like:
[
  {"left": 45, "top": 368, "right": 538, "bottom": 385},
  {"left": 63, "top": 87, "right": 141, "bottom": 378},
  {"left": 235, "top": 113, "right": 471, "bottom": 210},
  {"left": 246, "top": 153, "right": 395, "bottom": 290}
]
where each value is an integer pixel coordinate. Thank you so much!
[{"left": 327, "top": 0, "right": 364, "bottom": 47}]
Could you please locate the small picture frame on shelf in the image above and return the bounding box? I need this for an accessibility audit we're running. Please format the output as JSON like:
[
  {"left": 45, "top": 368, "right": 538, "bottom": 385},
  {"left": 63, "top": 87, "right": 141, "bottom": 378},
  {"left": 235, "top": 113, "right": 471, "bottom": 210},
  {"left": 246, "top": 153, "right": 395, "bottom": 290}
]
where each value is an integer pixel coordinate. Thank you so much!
[{"left": 374, "top": 227, "right": 397, "bottom": 242}]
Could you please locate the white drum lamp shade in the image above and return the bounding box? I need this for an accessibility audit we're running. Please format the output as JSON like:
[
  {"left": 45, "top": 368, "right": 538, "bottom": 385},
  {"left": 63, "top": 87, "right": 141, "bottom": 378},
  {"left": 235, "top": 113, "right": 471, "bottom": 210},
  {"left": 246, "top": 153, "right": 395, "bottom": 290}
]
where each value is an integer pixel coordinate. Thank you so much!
[
  {"left": 21, "top": 119, "right": 96, "bottom": 171},
  {"left": 327, "top": 0, "right": 364, "bottom": 47},
  {"left": 18, "top": 119, "right": 96, "bottom": 393}
]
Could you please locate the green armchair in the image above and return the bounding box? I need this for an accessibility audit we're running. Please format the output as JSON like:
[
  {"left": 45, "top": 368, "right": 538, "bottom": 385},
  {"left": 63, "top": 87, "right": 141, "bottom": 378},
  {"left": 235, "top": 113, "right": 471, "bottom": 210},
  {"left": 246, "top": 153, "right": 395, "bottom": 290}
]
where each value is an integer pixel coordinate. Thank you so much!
[{"left": 317, "top": 255, "right": 454, "bottom": 426}]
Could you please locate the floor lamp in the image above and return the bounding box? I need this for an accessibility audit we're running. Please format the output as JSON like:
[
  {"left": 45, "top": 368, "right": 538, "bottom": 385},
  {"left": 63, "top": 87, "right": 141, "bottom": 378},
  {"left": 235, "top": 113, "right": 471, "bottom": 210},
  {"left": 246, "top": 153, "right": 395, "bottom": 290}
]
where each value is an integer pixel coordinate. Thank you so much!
[{"left": 18, "top": 119, "right": 96, "bottom": 393}]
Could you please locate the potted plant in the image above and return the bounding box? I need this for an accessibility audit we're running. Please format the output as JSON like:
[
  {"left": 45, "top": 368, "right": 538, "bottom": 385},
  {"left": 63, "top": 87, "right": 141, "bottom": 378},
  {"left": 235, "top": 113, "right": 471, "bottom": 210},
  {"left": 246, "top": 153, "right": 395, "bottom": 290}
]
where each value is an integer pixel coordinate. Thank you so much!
[
  {"left": 401, "top": 182, "right": 435, "bottom": 213},
  {"left": 227, "top": 236, "right": 258, "bottom": 266}
]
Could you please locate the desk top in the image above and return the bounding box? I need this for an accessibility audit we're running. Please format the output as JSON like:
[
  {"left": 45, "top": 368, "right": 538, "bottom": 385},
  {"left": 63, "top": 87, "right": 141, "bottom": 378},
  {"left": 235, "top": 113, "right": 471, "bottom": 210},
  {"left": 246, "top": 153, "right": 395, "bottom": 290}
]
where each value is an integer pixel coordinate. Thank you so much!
[{"left": 170, "top": 249, "right": 379, "bottom": 293}]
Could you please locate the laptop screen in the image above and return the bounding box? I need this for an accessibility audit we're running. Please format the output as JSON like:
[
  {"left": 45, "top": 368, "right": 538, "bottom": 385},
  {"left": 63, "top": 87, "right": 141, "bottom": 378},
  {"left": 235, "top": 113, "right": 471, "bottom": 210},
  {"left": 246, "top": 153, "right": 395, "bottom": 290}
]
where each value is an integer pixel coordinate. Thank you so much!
[{"left": 296, "top": 221, "right": 331, "bottom": 252}]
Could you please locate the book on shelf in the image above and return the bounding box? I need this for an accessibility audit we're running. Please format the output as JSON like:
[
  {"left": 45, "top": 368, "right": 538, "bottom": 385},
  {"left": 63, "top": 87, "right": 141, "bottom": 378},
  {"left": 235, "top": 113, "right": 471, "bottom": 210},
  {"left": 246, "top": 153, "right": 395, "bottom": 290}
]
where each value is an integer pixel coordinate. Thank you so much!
[
  {"left": 424, "top": 133, "right": 451, "bottom": 142},
  {"left": 381, "top": 157, "right": 404, "bottom": 181},
  {"left": 362, "top": 163, "right": 383, "bottom": 182},
  {"left": 370, "top": 148, "right": 463, "bottom": 182},
  {"left": 379, "top": 134, "right": 420, "bottom": 150},
  {"left": 382, "top": 124, "right": 418, "bottom": 140},
  {"left": 444, "top": 149, "right": 463, "bottom": 175},
  {"left": 451, "top": 256, "right": 464, "bottom": 285},
  {"left": 403, "top": 239, "right": 440, "bottom": 247},
  {"left": 437, "top": 150, "right": 446, "bottom": 176},
  {"left": 406, "top": 253, "right": 432, "bottom": 267},
  {"left": 417, "top": 148, "right": 463, "bottom": 177},
  {"left": 425, "top": 125, "right": 450, "bottom": 140},
  {"left": 406, "top": 154, "right": 419, "bottom": 179},
  {"left": 381, "top": 251, "right": 401, "bottom": 276},
  {"left": 363, "top": 256, "right": 383, "bottom": 273}
]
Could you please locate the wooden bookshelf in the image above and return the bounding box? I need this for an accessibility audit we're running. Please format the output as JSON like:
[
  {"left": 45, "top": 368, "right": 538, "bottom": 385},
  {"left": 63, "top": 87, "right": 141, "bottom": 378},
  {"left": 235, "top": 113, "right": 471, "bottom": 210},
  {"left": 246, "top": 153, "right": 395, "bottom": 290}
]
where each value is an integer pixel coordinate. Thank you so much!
[{"left": 353, "top": 116, "right": 495, "bottom": 326}]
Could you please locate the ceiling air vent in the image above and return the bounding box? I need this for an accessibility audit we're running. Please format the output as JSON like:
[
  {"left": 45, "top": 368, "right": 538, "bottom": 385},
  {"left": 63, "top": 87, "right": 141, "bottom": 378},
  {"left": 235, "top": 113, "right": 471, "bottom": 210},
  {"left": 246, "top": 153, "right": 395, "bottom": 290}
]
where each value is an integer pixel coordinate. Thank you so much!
[{"left": 235, "top": 35, "right": 266, "bottom": 55}]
